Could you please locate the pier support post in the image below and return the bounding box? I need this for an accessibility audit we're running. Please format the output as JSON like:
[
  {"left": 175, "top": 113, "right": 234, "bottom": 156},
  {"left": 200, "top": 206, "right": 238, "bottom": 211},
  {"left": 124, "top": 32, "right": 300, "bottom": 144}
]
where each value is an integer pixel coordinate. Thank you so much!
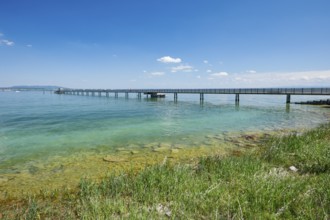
[
  {"left": 106, "top": 92, "right": 109, "bottom": 97},
  {"left": 200, "top": 93, "right": 204, "bottom": 103},
  {"left": 174, "top": 93, "right": 178, "bottom": 101},
  {"left": 235, "top": 94, "right": 240, "bottom": 103},
  {"left": 125, "top": 92, "right": 129, "bottom": 99},
  {"left": 92, "top": 92, "right": 95, "bottom": 96},
  {"left": 98, "top": 92, "right": 101, "bottom": 97},
  {"left": 286, "top": 94, "right": 291, "bottom": 104},
  {"left": 86, "top": 92, "right": 89, "bottom": 96},
  {"left": 115, "top": 92, "right": 118, "bottom": 98},
  {"left": 137, "top": 93, "right": 142, "bottom": 99}
]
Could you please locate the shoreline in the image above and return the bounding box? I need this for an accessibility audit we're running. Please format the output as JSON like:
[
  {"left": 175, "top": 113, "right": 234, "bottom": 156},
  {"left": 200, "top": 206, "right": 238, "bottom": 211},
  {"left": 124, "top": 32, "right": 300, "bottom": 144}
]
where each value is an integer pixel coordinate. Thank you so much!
[{"left": 0, "top": 125, "right": 316, "bottom": 200}]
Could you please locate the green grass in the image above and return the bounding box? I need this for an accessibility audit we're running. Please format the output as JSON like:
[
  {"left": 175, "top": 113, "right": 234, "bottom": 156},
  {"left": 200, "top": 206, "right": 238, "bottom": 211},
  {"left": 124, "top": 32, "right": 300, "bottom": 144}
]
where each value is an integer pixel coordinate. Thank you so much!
[
  {"left": 1, "top": 123, "right": 330, "bottom": 219},
  {"left": 263, "top": 123, "right": 330, "bottom": 174}
]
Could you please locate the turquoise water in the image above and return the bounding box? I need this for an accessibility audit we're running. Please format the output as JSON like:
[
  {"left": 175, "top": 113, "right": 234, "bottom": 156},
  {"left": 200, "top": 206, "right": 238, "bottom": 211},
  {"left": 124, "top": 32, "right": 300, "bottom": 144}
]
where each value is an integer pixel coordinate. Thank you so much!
[
  {"left": 0, "top": 91, "right": 329, "bottom": 173},
  {"left": 0, "top": 91, "right": 329, "bottom": 196}
]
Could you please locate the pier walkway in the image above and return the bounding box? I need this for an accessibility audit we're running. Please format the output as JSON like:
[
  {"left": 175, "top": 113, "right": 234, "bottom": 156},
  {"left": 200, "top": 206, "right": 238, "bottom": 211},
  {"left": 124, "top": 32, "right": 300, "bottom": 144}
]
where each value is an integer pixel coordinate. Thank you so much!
[{"left": 58, "top": 88, "right": 330, "bottom": 104}]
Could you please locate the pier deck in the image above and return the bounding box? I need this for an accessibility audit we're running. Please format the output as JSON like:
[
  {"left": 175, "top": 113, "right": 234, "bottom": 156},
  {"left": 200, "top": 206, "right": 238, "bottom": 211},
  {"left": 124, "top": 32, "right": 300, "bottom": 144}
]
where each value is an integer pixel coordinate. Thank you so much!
[{"left": 58, "top": 88, "right": 330, "bottom": 104}]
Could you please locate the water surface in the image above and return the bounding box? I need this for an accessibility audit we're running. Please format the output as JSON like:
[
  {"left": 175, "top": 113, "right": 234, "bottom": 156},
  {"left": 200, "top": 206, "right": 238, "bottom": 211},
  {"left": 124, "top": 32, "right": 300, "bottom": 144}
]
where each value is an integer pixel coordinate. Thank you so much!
[{"left": 0, "top": 91, "right": 329, "bottom": 197}]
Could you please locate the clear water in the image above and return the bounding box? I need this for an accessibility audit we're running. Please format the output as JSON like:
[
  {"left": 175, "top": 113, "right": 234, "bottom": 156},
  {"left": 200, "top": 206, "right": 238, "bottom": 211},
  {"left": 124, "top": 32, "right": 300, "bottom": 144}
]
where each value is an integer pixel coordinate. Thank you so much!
[{"left": 0, "top": 91, "right": 329, "bottom": 196}]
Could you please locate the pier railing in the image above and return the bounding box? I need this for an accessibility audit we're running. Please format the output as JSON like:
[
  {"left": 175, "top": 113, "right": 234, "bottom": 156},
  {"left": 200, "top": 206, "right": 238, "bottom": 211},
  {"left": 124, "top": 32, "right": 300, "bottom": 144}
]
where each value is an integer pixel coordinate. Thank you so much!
[
  {"left": 100, "top": 88, "right": 330, "bottom": 95},
  {"left": 63, "top": 88, "right": 330, "bottom": 95}
]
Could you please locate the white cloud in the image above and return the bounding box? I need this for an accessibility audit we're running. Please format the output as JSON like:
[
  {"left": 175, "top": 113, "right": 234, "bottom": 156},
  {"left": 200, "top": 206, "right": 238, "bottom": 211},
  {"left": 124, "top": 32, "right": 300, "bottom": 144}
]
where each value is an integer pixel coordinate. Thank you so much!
[
  {"left": 0, "top": 33, "right": 15, "bottom": 46},
  {"left": 203, "top": 60, "right": 208, "bottom": 64},
  {"left": 151, "top": 72, "right": 165, "bottom": 76},
  {"left": 211, "top": 72, "right": 229, "bottom": 77},
  {"left": 27, "top": 44, "right": 32, "bottom": 47},
  {"left": 229, "top": 70, "right": 330, "bottom": 87},
  {"left": 171, "top": 65, "right": 194, "bottom": 73},
  {"left": 246, "top": 70, "right": 257, "bottom": 74},
  {"left": 0, "top": 39, "right": 14, "bottom": 46},
  {"left": 157, "top": 56, "right": 182, "bottom": 63},
  {"left": 196, "top": 75, "right": 201, "bottom": 79},
  {"left": 206, "top": 69, "right": 212, "bottom": 73}
]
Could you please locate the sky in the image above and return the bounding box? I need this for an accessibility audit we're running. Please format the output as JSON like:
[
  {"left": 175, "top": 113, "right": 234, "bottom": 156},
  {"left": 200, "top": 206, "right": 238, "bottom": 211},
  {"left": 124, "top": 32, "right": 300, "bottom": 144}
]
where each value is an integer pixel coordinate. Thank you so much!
[{"left": 0, "top": 0, "right": 330, "bottom": 89}]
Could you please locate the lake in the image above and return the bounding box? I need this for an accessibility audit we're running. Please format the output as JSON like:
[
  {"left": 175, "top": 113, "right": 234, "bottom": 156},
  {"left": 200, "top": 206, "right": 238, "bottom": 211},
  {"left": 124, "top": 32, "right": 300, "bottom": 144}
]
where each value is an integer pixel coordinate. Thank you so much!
[{"left": 0, "top": 91, "right": 329, "bottom": 197}]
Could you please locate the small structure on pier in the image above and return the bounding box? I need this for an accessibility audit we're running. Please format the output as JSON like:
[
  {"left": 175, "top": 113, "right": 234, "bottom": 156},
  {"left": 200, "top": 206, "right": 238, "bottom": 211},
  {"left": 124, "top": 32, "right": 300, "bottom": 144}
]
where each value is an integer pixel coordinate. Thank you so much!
[
  {"left": 144, "top": 92, "right": 166, "bottom": 98},
  {"left": 54, "top": 88, "right": 65, "bottom": 94}
]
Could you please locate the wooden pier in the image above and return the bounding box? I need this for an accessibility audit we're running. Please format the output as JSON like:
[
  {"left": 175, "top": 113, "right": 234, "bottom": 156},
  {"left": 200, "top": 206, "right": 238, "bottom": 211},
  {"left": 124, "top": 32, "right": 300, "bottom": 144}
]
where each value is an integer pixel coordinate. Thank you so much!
[{"left": 56, "top": 88, "right": 330, "bottom": 104}]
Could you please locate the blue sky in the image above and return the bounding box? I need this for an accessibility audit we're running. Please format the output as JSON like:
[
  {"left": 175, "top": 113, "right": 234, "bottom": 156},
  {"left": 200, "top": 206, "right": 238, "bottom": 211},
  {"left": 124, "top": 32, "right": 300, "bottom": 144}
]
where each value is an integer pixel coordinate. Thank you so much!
[{"left": 1, "top": 0, "right": 330, "bottom": 88}]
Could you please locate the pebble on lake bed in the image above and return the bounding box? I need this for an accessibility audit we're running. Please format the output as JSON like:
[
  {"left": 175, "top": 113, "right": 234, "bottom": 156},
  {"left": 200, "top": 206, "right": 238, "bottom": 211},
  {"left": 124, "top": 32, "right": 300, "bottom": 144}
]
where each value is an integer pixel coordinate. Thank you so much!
[
  {"left": 171, "top": 149, "right": 179, "bottom": 154},
  {"left": 153, "top": 146, "right": 170, "bottom": 152},
  {"left": 0, "top": 176, "right": 9, "bottom": 183},
  {"left": 130, "top": 150, "right": 139, "bottom": 154},
  {"left": 103, "top": 156, "right": 127, "bottom": 163},
  {"left": 143, "top": 142, "right": 159, "bottom": 148}
]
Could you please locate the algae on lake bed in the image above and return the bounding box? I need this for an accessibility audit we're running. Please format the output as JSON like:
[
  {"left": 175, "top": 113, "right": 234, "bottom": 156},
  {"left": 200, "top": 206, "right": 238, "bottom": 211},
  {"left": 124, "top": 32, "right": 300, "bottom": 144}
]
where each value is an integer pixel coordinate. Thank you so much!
[
  {"left": 1, "top": 123, "right": 329, "bottom": 219},
  {"left": 0, "top": 130, "right": 263, "bottom": 200}
]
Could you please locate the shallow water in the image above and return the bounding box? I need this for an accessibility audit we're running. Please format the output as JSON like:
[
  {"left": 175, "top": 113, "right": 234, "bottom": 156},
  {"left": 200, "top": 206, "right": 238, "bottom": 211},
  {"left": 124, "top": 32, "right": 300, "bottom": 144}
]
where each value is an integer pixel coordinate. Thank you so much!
[{"left": 0, "top": 91, "right": 329, "bottom": 197}]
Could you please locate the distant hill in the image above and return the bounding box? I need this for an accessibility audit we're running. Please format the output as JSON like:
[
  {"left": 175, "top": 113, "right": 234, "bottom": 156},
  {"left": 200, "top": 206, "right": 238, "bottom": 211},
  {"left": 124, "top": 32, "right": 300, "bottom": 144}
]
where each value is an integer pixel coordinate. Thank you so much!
[{"left": 10, "top": 85, "right": 63, "bottom": 90}]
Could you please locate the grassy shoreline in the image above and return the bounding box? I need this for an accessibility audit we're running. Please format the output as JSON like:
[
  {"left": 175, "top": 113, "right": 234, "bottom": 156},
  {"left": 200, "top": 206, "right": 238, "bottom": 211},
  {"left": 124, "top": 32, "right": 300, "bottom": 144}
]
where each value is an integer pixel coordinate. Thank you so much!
[{"left": 1, "top": 123, "right": 329, "bottom": 219}]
